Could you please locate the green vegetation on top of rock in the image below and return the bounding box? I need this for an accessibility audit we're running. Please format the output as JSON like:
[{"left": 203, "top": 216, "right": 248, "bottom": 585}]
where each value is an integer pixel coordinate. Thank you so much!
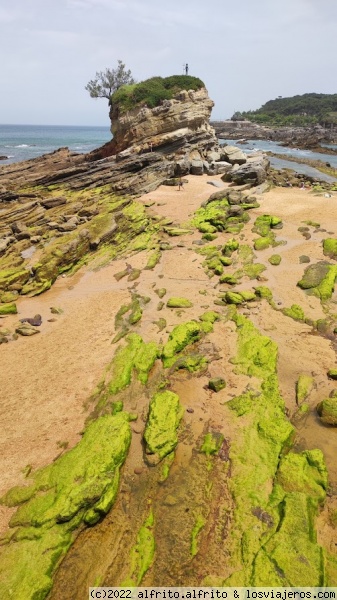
[
  {"left": 107, "top": 333, "right": 159, "bottom": 395},
  {"left": 253, "top": 215, "right": 282, "bottom": 252},
  {"left": 298, "top": 262, "right": 337, "bottom": 301},
  {"left": 190, "top": 514, "right": 206, "bottom": 557},
  {"left": 121, "top": 509, "right": 155, "bottom": 585},
  {"left": 166, "top": 297, "right": 193, "bottom": 308},
  {"left": 268, "top": 254, "right": 282, "bottom": 266},
  {"left": 200, "top": 432, "right": 224, "bottom": 455},
  {"left": 316, "top": 396, "right": 337, "bottom": 426},
  {"left": 282, "top": 304, "right": 305, "bottom": 322},
  {"left": 0, "top": 302, "right": 17, "bottom": 315},
  {"left": 224, "top": 311, "right": 328, "bottom": 586},
  {"left": 162, "top": 321, "right": 205, "bottom": 368},
  {"left": 111, "top": 75, "right": 205, "bottom": 113},
  {"left": 208, "top": 378, "right": 226, "bottom": 392},
  {"left": 144, "top": 390, "right": 184, "bottom": 462},
  {"left": 296, "top": 374, "right": 314, "bottom": 405},
  {"left": 323, "top": 238, "right": 337, "bottom": 260},
  {"left": 0, "top": 412, "right": 132, "bottom": 599}
]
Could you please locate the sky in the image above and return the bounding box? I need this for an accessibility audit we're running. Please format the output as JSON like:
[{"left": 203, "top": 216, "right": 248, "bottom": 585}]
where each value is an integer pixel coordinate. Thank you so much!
[{"left": 1, "top": 0, "right": 337, "bottom": 126}]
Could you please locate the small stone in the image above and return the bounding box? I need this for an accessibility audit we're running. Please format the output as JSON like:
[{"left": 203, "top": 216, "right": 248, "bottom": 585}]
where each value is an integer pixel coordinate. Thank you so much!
[
  {"left": 299, "top": 255, "right": 311, "bottom": 264},
  {"left": 134, "top": 467, "right": 143, "bottom": 475},
  {"left": 327, "top": 369, "right": 337, "bottom": 380},
  {"left": 50, "top": 307, "right": 63, "bottom": 315},
  {"left": 208, "top": 377, "right": 226, "bottom": 392},
  {"left": 186, "top": 407, "right": 194, "bottom": 413},
  {"left": 131, "top": 424, "right": 143, "bottom": 434}
]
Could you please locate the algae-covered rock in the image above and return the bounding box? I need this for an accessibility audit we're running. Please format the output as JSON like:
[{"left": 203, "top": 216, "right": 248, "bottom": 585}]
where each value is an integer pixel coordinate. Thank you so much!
[
  {"left": 282, "top": 304, "right": 305, "bottom": 322},
  {"left": 121, "top": 510, "right": 155, "bottom": 585},
  {"left": 200, "top": 431, "right": 224, "bottom": 455},
  {"left": 253, "top": 215, "right": 283, "bottom": 236},
  {"left": 323, "top": 238, "right": 337, "bottom": 259},
  {"left": 298, "top": 261, "right": 337, "bottom": 301},
  {"left": 316, "top": 397, "right": 337, "bottom": 426},
  {"left": 254, "top": 286, "right": 273, "bottom": 301},
  {"left": 0, "top": 302, "right": 17, "bottom": 315},
  {"left": 190, "top": 514, "right": 206, "bottom": 557},
  {"left": 224, "top": 290, "right": 256, "bottom": 305},
  {"left": 109, "top": 333, "right": 159, "bottom": 395},
  {"left": 162, "top": 321, "right": 203, "bottom": 367},
  {"left": 0, "top": 412, "right": 131, "bottom": 599},
  {"left": 166, "top": 297, "right": 193, "bottom": 308},
  {"left": 199, "top": 310, "right": 219, "bottom": 324},
  {"left": 208, "top": 377, "right": 226, "bottom": 392},
  {"left": 268, "top": 254, "right": 281, "bottom": 266},
  {"left": 144, "top": 390, "right": 183, "bottom": 462},
  {"left": 296, "top": 374, "right": 314, "bottom": 405},
  {"left": 327, "top": 369, "right": 337, "bottom": 380},
  {"left": 172, "top": 353, "right": 208, "bottom": 373},
  {"left": 222, "top": 239, "right": 239, "bottom": 257},
  {"left": 254, "top": 237, "right": 271, "bottom": 251}
]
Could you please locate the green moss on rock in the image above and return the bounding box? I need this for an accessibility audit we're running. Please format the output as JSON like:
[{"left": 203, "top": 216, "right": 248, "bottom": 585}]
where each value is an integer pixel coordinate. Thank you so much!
[
  {"left": 144, "top": 391, "right": 183, "bottom": 461},
  {"left": 200, "top": 431, "right": 224, "bottom": 455},
  {"left": 190, "top": 514, "right": 206, "bottom": 557},
  {"left": 298, "top": 262, "right": 337, "bottom": 301},
  {"left": 323, "top": 238, "right": 337, "bottom": 259},
  {"left": 0, "top": 302, "right": 17, "bottom": 315},
  {"left": 283, "top": 304, "right": 305, "bottom": 322},
  {"left": 0, "top": 413, "right": 131, "bottom": 599},
  {"left": 108, "top": 334, "right": 159, "bottom": 395},
  {"left": 317, "top": 397, "right": 337, "bottom": 425},
  {"left": 162, "top": 321, "right": 203, "bottom": 368},
  {"left": 296, "top": 374, "right": 314, "bottom": 405},
  {"left": 268, "top": 254, "right": 282, "bottom": 266},
  {"left": 166, "top": 297, "right": 193, "bottom": 308},
  {"left": 121, "top": 510, "right": 155, "bottom": 585}
]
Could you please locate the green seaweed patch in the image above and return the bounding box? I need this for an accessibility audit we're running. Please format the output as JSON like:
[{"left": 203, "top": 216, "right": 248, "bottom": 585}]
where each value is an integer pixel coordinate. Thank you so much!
[
  {"left": 222, "top": 239, "right": 239, "bottom": 257},
  {"left": 254, "top": 237, "right": 272, "bottom": 251},
  {"left": 323, "top": 238, "right": 337, "bottom": 260},
  {"left": 145, "top": 250, "right": 161, "bottom": 269},
  {"left": 166, "top": 297, "right": 193, "bottom": 308},
  {"left": 317, "top": 397, "right": 337, "bottom": 426},
  {"left": 162, "top": 321, "right": 204, "bottom": 368},
  {"left": 199, "top": 310, "right": 220, "bottom": 324},
  {"left": 296, "top": 375, "right": 314, "bottom": 405},
  {"left": 190, "top": 514, "right": 206, "bottom": 557},
  {"left": 282, "top": 304, "right": 305, "bottom": 322},
  {"left": 224, "top": 312, "right": 327, "bottom": 586},
  {"left": 171, "top": 353, "right": 208, "bottom": 373},
  {"left": 0, "top": 302, "right": 17, "bottom": 315},
  {"left": 268, "top": 254, "right": 282, "bottom": 266},
  {"left": 0, "top": 413, "right": 131, "bottom": 599},
  {"left": 144, "top": 391, "right": 184, "bottom": 462},
  {"left": 191, "top": 197, "right": 229, "bottom": 233},
  {"left": 243, "top": 263, "right": 266, "bottom": 279},
  {"left": 108, "top": 333, "right": 159, "bottom": 395},
  {"left": 254, "top": 286, "right": 273, "bottom": 302},
  {"left": 159, "top": 452, "right": 175, "bottom": 482},
  {"left": 223, "top": 290, "right": 256, "bottom": 305},
  {"left": 298, "top": 262, "right": 337, "bottom": 301},
  {"left": 253, "top": 215, "right": 283, "bottom": 237},
  {"left": 200, "top": 432, "right": 224, "bottom": 455},
  {"left": 121, "top": 509, "right": 155, "bottom": 585}
]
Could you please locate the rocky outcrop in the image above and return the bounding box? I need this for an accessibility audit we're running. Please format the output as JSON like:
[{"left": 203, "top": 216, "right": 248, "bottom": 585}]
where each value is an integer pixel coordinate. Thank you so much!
[
  {"left": 110, "top": 88, "right": 216, "bottom": 156},
  {"left": 212, "top": 120, "right": 337, "bottom": 149}
]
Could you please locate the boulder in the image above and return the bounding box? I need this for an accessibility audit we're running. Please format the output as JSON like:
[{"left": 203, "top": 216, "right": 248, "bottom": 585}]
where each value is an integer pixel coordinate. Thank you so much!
[
  {"left": 190, "top": 160, "right": 204, "bottom": 175},
  {"left": 230, "top": 162, "right": 268, "bottom": 185},
  {"left": 221, "top": 145, "right": 247, "bottom": 165},
  {"left": 40, "top": 196, "right": 67, "bottom": 209},
  {"left": 316, "top": 396, "right": 337, "bottom": 426}
]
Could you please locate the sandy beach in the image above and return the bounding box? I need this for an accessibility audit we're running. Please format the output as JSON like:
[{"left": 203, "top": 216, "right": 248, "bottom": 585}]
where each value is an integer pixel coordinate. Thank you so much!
[{"left": 1, "top": 175, "right": 337, "bottom": 589}]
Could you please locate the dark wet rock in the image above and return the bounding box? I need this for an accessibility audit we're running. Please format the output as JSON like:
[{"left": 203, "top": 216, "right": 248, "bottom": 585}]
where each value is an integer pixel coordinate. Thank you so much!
[
  {"left": 299, "top": 255, "right": 311, "bottom": 263},
  {"left": 20, "top": 314, "right": 42, "bottom": 326}
]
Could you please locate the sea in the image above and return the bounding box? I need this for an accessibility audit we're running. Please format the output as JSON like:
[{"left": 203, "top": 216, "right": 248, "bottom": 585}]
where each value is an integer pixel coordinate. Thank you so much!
[
  {"left": 1, "top": 124, "right": 337, "bottom": 183},
  {"left": 0, "top": 124, "right": 111, "bottom": 165}
]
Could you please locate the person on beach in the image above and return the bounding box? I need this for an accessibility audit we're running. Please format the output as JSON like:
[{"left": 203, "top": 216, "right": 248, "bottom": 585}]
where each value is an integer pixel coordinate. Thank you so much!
[{"left": 178, "top": 177, "right": 184, "bottom": 191}]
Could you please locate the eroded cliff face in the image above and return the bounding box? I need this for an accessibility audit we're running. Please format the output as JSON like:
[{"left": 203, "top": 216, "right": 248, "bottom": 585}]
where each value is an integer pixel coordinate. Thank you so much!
[{"left": 110, "top": 87, "right": 217, "bottom": 157}]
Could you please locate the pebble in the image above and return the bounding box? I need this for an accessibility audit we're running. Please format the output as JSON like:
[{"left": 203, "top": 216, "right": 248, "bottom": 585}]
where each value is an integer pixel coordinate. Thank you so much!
[
  {"left": 132, "top": 425, "right": 143, "bottom": 434},
  {"left": 134, "top": 467, "right": 143, "bottom": 475},
  {"left": 186, "top": 407, "right": 194, "bottom": 413}
]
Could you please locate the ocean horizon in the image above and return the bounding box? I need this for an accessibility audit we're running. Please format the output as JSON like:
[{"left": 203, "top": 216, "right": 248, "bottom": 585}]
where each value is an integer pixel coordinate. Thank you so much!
[{"left": 0, "top": 123, "right": 112, "bottom": 165}]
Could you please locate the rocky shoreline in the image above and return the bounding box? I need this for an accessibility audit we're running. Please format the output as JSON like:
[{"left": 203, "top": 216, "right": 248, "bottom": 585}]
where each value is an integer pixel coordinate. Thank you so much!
[
  {"left": 1, "top": 87, "right": 337, "bottom": 596},
  {"left": 212, "top": 119, "right": 337, "bottom": 152}
]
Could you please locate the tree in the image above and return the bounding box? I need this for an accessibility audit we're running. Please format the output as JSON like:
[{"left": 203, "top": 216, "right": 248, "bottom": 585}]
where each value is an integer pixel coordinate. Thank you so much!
[{"left": 85, "top": 60, "right": 135, "bottom": 102}]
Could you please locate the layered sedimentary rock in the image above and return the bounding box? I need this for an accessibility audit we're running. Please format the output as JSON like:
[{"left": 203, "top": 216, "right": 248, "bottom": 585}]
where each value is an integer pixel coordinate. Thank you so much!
[{"left": 110, "top": 87, "right": 216, "bottom": 157}]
